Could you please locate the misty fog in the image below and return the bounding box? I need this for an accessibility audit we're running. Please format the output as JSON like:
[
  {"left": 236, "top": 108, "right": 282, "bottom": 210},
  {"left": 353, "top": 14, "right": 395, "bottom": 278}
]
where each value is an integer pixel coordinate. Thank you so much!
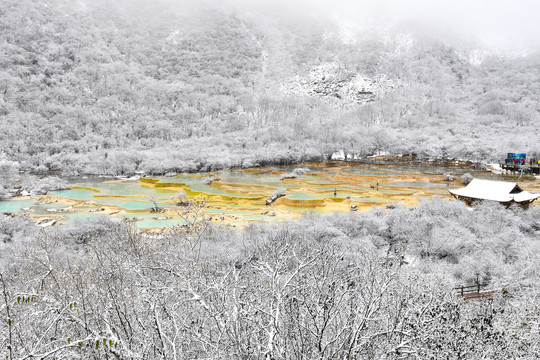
[{"left": 225, "top": 0, "right": 540, "bottom": 52}]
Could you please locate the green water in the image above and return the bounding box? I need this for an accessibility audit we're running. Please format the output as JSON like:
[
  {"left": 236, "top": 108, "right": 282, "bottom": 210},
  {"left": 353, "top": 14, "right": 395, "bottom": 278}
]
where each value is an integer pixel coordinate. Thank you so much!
[
  {"left": 61, "top": 212, "right": 108, "bottom": 223},
  {"left": 1, "top": 162, "right": 522, "bottom": 227},
  {"left": 31, "top": 202, "right": 72, "bottom": 215},
  {"left": 385, "top": 182, "right": 449, "bottom": 188},
  {"left": 286, "top": 192, "right": 322, "bottom": 200},
  {"left": 52, "top": 189, "right": 97, "bottom": 200},
  {"left": 0, "top": 199, "right": 37, "bottom": 213},
  {"left": 94, "top": 198, "right": 154, "bottom": 210}
]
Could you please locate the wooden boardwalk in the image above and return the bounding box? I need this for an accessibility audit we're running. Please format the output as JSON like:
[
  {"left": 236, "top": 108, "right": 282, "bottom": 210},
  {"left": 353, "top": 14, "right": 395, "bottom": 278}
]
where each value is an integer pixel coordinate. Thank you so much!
[
  {"left": 455, "top": 284, "right": 499, "bottom": 301},
  {"left": 500, "top": 163, "right": 540, "bottom": 175}
]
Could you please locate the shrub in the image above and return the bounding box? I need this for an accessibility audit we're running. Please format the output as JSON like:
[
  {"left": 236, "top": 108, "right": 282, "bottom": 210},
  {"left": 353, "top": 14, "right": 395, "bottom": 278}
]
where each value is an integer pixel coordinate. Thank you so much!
[
  {"left": 22, "top": 176, "right": 69, "bottom": 195},
  {"left": 461, "top": 172, "right": 473, "bottom": 184}
]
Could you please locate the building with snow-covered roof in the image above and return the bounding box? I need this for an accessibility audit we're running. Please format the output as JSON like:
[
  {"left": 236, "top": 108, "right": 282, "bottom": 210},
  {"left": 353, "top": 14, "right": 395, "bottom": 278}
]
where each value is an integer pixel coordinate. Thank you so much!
[{"left": 448, "top": 178, "right": 540, "bottom": 209}]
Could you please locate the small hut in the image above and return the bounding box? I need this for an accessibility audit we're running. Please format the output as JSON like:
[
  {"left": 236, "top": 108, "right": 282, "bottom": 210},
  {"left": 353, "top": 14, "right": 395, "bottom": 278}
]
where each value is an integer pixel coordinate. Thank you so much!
[{"left": 448, "top": 178, "right": 540, "bottom": 209}]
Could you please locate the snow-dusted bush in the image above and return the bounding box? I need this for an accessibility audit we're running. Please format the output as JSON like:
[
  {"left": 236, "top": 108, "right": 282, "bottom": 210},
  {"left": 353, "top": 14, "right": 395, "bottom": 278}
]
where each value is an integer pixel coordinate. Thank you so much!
[
  {"left": 203, "top": 176, "right": 217, "bottom": 185},
  {"left": 0, "top": 187, "right": 10, "bottom": 200},
  {"left": 171, "top": 190, "right": 189, "bottom": 206},
  {"left": 272, "top": 187, "right": 286, "bottom": 199},
  {"left": 0, "top": 214, "right": 35, "bottom": 243},
  {"left": 0, "top": 157, "right": 19, "bottom": 199},
  {"left": 281, "top": 167, "right": 310, "bottom": 180},
  {"left": 266, "top": 187, "right": 286, "bottom": 205},
  {"left": 461, "top": 172, "right": 473, "bottom": 184},
  {"left": 292, "top": 167, "right": 310, "bottom": 175},
  {"left": 0, "top": 214, "right": 36, "bottom": 271},
  {"left": 22, "top": 176, "right": 69, "bottom": 195},
  {"left": 280, "top": 173, "right": 296, "bottom": 180}
]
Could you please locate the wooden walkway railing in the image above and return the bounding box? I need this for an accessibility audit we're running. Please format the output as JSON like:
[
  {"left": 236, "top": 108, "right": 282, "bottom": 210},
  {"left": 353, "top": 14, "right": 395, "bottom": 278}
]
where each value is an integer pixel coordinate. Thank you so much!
[
  {"left": 500, "top": 163, "right": 540, "bottom": 175},
  {"left": 454, "top": 284, "right": 499, "bottom": 301}
]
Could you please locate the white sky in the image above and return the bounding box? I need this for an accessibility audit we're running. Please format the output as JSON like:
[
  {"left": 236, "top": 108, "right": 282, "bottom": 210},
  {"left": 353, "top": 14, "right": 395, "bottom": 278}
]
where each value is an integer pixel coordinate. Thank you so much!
[
  {"left": 336, "top": 0, "right": 540, "bottom": 50},
  {"left": 229, "top": 0, "right": 540, "bottom": 51}
]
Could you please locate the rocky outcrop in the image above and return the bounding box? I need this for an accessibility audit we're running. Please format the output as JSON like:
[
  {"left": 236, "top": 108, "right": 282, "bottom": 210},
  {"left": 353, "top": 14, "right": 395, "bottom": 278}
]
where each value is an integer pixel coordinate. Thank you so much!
[{"left": 286, "top": 61, "right": 401, "bottom": 105}]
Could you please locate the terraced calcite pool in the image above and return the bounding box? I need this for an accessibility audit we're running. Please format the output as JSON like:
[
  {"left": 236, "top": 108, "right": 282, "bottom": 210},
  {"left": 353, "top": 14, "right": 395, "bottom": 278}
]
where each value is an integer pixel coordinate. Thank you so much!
[{"left": 0, "top": 162, "right": 533, "bottom": 229}]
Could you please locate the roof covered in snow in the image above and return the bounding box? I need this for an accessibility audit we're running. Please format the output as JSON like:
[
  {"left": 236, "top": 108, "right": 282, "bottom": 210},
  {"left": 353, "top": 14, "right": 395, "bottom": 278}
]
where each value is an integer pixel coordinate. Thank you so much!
[{"left": 448, "top": 178, "right": 540, "bottom": 203}]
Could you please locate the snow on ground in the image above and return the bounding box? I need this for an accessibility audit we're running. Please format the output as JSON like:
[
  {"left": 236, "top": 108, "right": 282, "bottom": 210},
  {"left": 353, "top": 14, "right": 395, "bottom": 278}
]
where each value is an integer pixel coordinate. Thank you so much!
[{"left": 486, "top": 163, "right": 503, "bottom": 174}]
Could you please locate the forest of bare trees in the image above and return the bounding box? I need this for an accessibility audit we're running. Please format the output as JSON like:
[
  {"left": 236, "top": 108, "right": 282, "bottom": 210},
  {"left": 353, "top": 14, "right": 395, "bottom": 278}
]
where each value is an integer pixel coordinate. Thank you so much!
[{"left": 2, "top": 199, "right": 540, "bottom": 358}]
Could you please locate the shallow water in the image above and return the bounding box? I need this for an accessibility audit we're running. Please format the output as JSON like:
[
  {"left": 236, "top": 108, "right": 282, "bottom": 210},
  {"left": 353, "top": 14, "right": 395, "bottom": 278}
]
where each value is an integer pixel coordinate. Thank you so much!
[
  {"left": 0, "top": 199, "right": 37, "bottom": 213},
  {"left": 1, "top": 162, "right": 534, "bottom": 228}
]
